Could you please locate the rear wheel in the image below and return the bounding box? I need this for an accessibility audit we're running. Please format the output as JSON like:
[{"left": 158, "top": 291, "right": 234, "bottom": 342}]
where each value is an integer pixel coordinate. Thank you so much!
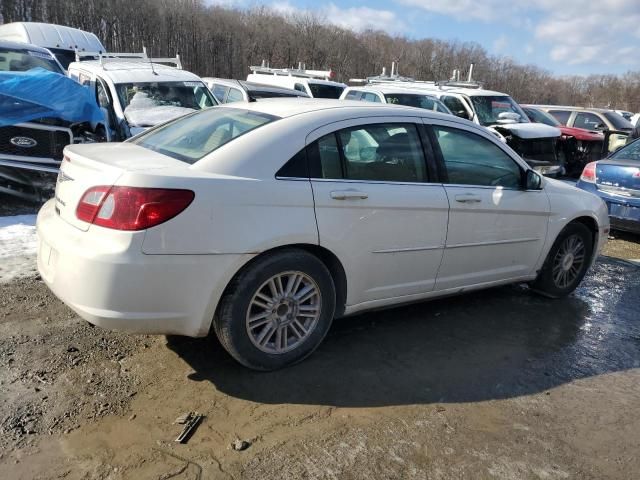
[
  {"left": 214, "top": 249, "right": 336, "bottom": 371},
  {"left": 531, "top": 223, "right": 594, "bottom": 298}
]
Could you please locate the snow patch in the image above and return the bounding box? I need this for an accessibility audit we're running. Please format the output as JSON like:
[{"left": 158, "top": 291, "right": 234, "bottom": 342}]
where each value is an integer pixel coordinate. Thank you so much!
[{"left": 0, "top": 215, "right": 38, "bottom": 283}]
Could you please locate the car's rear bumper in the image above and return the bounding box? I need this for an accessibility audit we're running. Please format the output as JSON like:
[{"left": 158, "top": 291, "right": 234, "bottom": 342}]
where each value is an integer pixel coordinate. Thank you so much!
[
  {"left": 576, "top": 181, "right": 640, "bottom": 236},
  {"left": 37, "top": 199, "right": 251, "bottom": 337},
  {"left": 610, "top": 215, "right": 640, "bottom": 234}
]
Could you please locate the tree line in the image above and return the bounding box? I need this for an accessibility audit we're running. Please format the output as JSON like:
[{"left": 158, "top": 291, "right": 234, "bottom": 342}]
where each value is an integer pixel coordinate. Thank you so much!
[{"left": 2, "top": 0, "right": 639, "bottom": 112}]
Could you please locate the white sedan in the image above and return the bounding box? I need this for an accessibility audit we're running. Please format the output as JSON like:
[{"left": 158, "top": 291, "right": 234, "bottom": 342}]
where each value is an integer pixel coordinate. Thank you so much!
[{"left": 37, "top": 99, "right": 609, "bottom": 370}]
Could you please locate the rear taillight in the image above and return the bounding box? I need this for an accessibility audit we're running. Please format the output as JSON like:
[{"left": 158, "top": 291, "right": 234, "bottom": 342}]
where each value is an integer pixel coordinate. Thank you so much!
[
  {"left": 76, "top": 186, "right": 194, "bottom": 231},
  {"left": 580, "top": 162, "right": 597, "bottom": 183}
]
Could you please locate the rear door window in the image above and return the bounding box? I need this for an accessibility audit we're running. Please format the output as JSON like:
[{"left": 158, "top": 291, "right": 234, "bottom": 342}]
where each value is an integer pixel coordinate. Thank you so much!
[
  {"left": 362, "top": 92, "right": 382, "bottom": 103},
  {"left": 308, "top": 83, "right": 345, "bottom": 99},
  {"left": 211, "top": 84, "right": 229, "bottom": 103},
  {"left": 344, "top": 90, "right": 362, "bottom": 100},
  {"left": 574, "top": 112, "right": 604, "bottom": 130},
  {"left": 309, "top": 123, "right": 428, "bottom": 183},
  {"left": 548, "top": 110, "right": 572, "bottom": 125},
  {"left": 226, "top": 88, "right": 244, "bottom": 103}
]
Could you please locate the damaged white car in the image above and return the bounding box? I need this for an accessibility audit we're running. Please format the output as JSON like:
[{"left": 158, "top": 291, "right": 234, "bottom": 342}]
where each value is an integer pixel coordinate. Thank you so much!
[{"left": 67, "top": 52, "right": 217, "bottom": 140}]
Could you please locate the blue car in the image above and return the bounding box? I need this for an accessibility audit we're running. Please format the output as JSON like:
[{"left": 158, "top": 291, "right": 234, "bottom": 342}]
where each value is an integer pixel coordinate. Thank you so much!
[{"left": 576, "top": 138, "right": 640, "bottom": 234}]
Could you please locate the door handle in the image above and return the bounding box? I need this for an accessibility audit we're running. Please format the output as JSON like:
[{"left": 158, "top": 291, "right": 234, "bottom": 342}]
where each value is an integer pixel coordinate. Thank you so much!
[
  {"left": 330, "top": 190, "right": 369, "bottom": 200},
  {"left": 455, "top": 194, "right": 482, "bottom": 203}
]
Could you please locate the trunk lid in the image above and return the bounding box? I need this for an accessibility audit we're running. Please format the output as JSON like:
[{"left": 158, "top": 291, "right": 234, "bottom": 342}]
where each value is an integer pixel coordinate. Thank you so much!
[
  {"left": 595, "top": 160, "right": 640, "bottom": 198},
  {"left": 55, "top": 143, "right": 184, "bottom": 231}
]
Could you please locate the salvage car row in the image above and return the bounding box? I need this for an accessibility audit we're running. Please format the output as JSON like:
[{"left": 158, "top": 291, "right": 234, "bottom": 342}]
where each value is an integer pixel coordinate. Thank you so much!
[
  {"left": 1, "top": 22, "right": 639, "bottom": 371},
  {"left": 1, "top": 22, "right": 637, "bottom": 183}
]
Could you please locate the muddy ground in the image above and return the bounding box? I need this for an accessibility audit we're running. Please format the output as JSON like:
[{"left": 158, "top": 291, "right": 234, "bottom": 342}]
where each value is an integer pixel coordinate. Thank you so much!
[{"left": 0, "top": 256, "right": 639, "bottom": 479}]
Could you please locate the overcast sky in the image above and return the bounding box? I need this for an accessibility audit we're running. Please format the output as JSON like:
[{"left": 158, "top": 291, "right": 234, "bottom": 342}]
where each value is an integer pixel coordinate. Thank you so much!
[{"left": 210, "top": 0, "right": 640, "bottom": 76}]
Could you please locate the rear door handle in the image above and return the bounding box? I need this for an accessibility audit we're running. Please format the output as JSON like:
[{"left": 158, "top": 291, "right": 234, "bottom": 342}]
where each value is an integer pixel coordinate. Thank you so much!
[
  {"left": 455, "top": 194, "right": 482, "bottom": 203},
  {"left": 330, "top": 190, "right": 369, "bottom": 200}
]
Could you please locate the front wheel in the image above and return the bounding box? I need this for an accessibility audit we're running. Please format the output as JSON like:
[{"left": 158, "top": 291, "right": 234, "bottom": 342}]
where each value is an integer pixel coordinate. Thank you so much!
[
  {"left": 530, "top": 223, "right": 594, "bottom": 298},
  {"left": 214, "top": 249, "right": 336, "bottom": 371}
]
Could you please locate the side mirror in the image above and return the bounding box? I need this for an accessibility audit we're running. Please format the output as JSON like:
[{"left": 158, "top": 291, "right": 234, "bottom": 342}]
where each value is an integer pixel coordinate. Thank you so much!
[
  {"left": 524, "top": 169, "right": 543, "bottom": 190},
  {"left": 594, "top": 123, "right": 607, "bottom": 131},
  {"left": 455, "top": 109, "right": 470, "bottom": 120}
]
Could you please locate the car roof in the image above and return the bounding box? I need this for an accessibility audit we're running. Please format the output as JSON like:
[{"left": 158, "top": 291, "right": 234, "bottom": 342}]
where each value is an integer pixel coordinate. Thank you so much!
[
  {"left": 345, "top": 85, "right": 442, "bottom": 97},
  {"left": 532, "top": 105, "right": 615, "bottom": 113},
  {"left": 217, "top": 98, "right": 468, "bottom": 124},
  {"left": 203, "top": 77, "right": 307, "bottom": 96},
  {"left": 202, "top": 77, "right": 241, "bottom": 88},
  {"left": 0, "top": 39, "right": 56, "bottom": 54},
  {"left": 364, "top": 81, "right": 507, "bottom": 97},
  {"left": 240, "top": 80, "right": 308, "bottom": 95},
  {"left": 248, "top": 72, "right": 347, "bottom": 87},
  {"left": 0, "top": 22, "right": 105, "bottom": 52},
  {"left": 68, "top": 61, "right": 203, "bottom": 83}
]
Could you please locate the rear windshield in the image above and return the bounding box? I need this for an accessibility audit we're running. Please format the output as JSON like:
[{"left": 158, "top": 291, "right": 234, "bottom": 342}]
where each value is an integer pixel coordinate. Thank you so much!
[
  {"left": 610, "top": 139, "right": 640, "bottom": 162},
  {"left": 0, "top": 46, "right": 63, "bottom": 74},
  {"left": 308, "top": 83, "right": 344, "bottom": 99},
  {"left": 132, "top": 107, "right": 278, "bottom": 164},
  {"left": 603, "top": 111, "right": 633, "bottom": 130}
]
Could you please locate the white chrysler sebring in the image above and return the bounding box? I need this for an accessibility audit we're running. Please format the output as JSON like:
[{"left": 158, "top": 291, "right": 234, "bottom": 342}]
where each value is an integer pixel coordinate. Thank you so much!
[{"left": 37, "top": 100, "right": 609, "bottom": 370}]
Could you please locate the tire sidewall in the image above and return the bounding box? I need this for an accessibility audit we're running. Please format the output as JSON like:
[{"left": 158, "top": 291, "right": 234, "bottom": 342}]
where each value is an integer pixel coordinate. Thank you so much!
[
  {"left": 535, "top": 223, "right": 594, "bottom": 297},
  {"left": 219, "top": 251, "right": 336, "bottom": 370}
]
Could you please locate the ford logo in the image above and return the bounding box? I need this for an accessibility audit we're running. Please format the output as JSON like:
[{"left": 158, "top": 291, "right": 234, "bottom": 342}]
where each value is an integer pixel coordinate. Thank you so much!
[{"left": 10, "top": 136, "right": 38, "bottom": 148}]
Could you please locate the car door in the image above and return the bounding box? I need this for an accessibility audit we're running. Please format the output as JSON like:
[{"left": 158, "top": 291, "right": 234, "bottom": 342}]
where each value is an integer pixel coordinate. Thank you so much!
[
  {"left": 427, "top": 121, "right": 550, "bottom": 290},
  {"left": 308, "top": 118, "right": 449, "bottom": 306},
  {"left": 441, "top": 94, "right": 473, "bottom": 121},
  {"left": 210, "top": 84, "right": 229, "bottom": 103},
  {"left": 573, "top": 112, "right": 605, "bottom": 131}
]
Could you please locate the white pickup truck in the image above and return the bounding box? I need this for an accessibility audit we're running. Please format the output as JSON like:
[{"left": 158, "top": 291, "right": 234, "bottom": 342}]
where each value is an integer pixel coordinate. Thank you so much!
[{"left": 361, "top": 68, "right": 563, "bottom": 176}]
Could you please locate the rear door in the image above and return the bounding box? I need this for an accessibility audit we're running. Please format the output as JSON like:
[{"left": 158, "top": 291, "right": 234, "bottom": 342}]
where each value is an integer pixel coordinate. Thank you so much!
[
  {"left": 427, "top": 120, "right": 550, "bottom": 290},
  {"left": 547, "top": 109, "right": 573, "bottom": 126},
  {"left": 308, "top": 118, "right": 449, "bottom": 306}
]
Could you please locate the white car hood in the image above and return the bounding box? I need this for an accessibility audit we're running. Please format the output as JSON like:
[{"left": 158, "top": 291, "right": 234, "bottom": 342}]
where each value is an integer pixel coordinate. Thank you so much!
[{"left": 493, "top": 122, "right": 561, "bottom": 139}]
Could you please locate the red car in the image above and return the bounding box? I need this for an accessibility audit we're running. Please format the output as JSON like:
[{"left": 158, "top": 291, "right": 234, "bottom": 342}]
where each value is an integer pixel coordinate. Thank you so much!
[{"left": 522, "top": 106, "right": 604, "bottom": 176}]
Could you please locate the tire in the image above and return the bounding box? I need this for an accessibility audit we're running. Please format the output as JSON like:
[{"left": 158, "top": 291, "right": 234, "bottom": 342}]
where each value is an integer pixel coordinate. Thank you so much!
[
  {"left": 213, "top": 249, "right": 336, "bottom": 371},
  {"left": 530, "top": 223, "right": 594, "bottom": 298}
]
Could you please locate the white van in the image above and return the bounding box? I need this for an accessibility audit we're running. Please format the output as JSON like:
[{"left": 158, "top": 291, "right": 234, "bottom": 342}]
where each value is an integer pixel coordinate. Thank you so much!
[
  {"left": 68, "top": 51, "right": 217, "bottom": 140},
  {"left": 0, "top": 22, "right": 106, "bottom": 70},
  {"left": 247, "top": 64, "right": 346, "bottom": 99}
]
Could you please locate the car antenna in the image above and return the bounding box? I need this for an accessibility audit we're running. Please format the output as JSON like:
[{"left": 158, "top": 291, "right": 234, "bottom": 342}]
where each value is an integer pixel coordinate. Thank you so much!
[{"left": 143, "top": 46, "right": 158, "bottom": 76}]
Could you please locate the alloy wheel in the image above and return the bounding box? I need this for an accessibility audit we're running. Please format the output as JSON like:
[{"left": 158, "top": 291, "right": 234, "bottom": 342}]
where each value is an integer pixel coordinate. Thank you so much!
[
  {"left": 245, "top": 271, "right": 322, "bottom": 354},
  {"left": 551, "top": 234, "right": 586, "bottom": 289}
]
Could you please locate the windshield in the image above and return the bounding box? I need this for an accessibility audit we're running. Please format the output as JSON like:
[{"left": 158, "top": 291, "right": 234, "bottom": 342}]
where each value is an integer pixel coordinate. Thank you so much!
[
  {"left": 115, "top": 81, "right": 217, "bottom": 127},
  {"left": 603, "top": 111, "right": 633, "bottom": 130},
  {"left": 0, "top": 47, "right": 63, "bottom": 74},
  {"left": 523, "top": 107, "right": 561, "bottom": 127},
  {"left": 470, "top": 95, "right": 529, "bottom": 126},
  {"left": 384, "top": 94, "right": 452, "bottom": 114},
  {"left": 308, "top": 83, "right": 344, "bottom": 99},
  {"left": 132, "top": 107, "right": 278, "bottom": 164}
]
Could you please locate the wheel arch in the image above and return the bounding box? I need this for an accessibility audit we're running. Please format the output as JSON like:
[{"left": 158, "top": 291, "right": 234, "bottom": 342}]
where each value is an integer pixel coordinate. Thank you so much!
[
  {"left": 567, "top": 214, "right": 599, "bottom": 248},
  {"left": 217, "top": 243, "right": 348, "bottom": 320}
]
